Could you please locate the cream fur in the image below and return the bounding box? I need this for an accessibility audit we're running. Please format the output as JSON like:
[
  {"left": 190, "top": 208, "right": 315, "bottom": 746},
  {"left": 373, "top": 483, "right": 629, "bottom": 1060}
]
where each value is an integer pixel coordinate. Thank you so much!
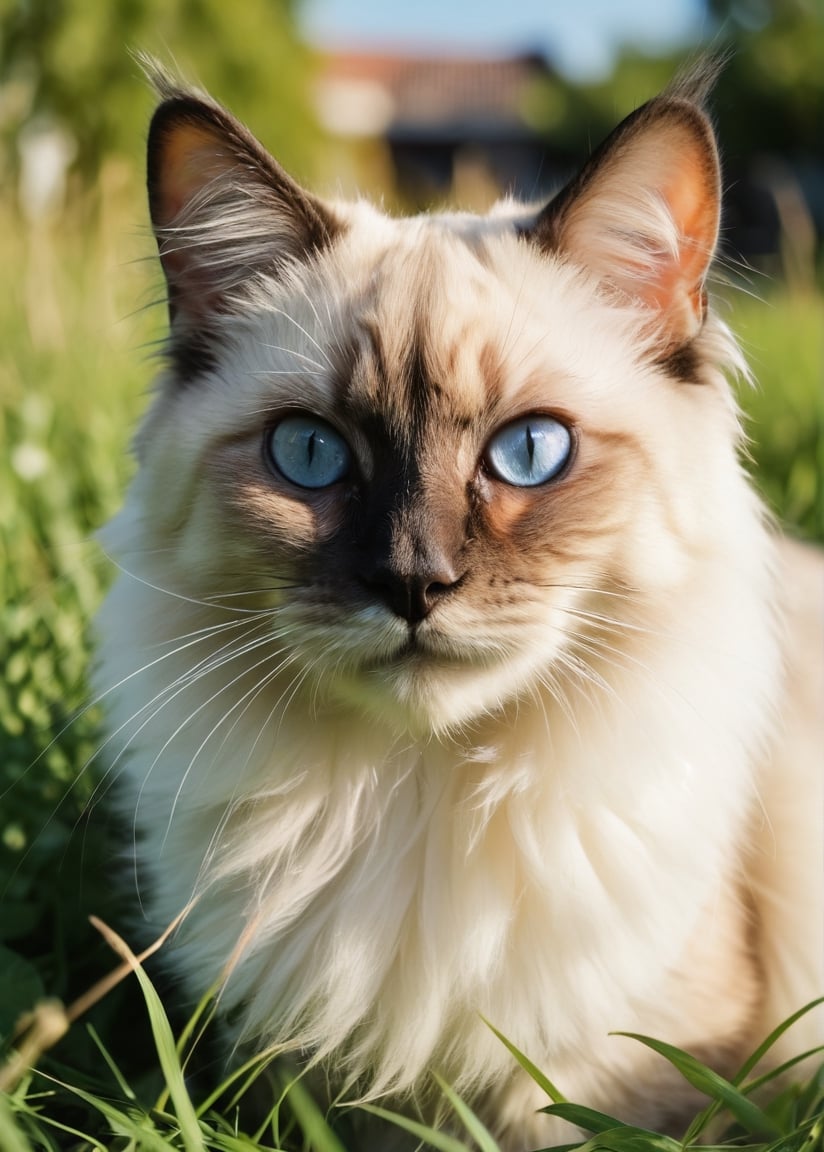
[{"left": 93, "top": 76, "right": 824, "bottom": 1148}]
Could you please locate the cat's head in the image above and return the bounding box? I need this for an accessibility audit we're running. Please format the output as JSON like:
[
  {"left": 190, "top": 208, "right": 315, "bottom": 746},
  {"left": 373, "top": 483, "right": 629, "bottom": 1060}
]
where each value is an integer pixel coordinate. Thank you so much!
[{"left": 130, "top": 63, "right": 749, "bottom": 735}]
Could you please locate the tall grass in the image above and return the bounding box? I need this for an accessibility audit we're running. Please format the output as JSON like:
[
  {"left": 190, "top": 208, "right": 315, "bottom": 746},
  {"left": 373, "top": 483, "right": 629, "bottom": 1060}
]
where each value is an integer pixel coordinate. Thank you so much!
[
  {"left": 1, "top": 177, "right": 156, "bottom": 1036},
  {"left": 0, "top": 184, "right": 821, "bottom": 1149},
  {"left": 728, "top": 287, "right": 823, "bottom": 540}
]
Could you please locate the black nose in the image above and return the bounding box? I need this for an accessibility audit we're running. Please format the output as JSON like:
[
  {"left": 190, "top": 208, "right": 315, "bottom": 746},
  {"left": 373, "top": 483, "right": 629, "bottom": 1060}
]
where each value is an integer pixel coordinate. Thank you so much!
[{"left": 362, "top": 565, "right": 462, "bottom": 624}]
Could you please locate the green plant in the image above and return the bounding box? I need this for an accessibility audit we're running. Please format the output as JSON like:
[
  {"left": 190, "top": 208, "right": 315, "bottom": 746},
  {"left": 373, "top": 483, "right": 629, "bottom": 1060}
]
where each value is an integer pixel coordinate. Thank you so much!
[
  {"left": 730, "top": 289, "right": 823, "bottom": 541},
  {"left": 2, "top": 947, "right": 823, "bottom": 1152}
]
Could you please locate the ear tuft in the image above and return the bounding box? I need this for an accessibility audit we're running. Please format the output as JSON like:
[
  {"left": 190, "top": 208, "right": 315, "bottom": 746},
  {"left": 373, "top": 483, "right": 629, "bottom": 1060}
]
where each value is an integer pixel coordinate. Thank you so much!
[
  {"left": 146, "top": 82, "right": 340, "bottom": 324},
  {"left": 528, "top": 86, "right": 722, "bottom": 350}
]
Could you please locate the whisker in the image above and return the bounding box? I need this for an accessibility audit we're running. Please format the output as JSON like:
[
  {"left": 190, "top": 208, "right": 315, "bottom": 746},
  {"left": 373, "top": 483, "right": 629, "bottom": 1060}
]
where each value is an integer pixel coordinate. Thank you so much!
[
  {"left": 249, "top": 367, "right": 327, "bottom": 379},
  {"left": 99, "top": 550, "right": 273, "bottom": 616},
  {"left": 190, "top": 653, "right": 306, "bottom": 894},
  {"left": 202, "top": 585, "right": 303, "bottom": 604},
  {"left": 260, "top": 318, "right": 332, "bottom": 371},
  {"left": 79, "top": 617, "right": 279, "bottom": 818},
  {"left": 1, "top": 609, "right": 271, "bottom": 806},
  {"left": 154, "top": 639, "right": 302, "bottom": 849},
  {"left": 2, "top": 611, "right": 279, "bottom": 898}
]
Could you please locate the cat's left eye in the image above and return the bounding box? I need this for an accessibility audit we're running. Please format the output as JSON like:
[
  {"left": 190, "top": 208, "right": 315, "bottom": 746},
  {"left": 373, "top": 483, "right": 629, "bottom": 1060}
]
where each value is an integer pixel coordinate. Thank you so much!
[
  {"left": 485, "top": 415, "right": 572, "bottom": 487},
  {"left": 267, "top": 414, "right": 351, "bottom": 489}
]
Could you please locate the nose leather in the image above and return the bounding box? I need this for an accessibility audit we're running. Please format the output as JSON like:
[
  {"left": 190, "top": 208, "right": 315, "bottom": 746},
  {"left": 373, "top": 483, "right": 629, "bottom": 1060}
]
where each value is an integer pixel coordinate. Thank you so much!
[{"left": 365, "top": 562, "right": 461, "bottom": 624}]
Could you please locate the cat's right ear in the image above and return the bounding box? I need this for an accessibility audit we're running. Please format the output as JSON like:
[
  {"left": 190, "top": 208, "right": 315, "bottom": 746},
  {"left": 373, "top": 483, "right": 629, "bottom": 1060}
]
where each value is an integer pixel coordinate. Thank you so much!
[{"left": 147, "top": 88, "right": 340, "bottom": 323}]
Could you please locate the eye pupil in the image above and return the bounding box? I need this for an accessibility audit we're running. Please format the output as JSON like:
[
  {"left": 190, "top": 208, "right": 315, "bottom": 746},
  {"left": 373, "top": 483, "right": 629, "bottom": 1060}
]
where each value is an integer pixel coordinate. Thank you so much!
[{"left": 525, "top": 424, "right": 535, "bottom": 463}]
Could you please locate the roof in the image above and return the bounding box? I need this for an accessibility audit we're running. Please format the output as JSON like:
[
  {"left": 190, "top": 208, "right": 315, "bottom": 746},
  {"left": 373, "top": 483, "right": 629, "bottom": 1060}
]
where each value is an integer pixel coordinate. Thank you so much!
[{"left": 314, "top": 50, "right": 553, "bottom": 137}]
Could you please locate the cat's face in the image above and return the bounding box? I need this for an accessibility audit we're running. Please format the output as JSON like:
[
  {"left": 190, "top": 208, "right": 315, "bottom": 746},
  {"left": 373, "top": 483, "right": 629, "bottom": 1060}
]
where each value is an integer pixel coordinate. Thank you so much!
[{"left": 134, "top": 71, "right": 741, "bottom": 734}]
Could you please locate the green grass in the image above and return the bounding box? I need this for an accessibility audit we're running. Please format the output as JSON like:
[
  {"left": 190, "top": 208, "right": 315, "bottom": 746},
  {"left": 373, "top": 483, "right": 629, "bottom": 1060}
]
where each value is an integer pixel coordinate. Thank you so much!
[
  {"left": 0, "top": 190, "right": 822, "bottom": 1149},
  {"left": 0, "top": 192, "right": 156, "bottom": 1075},
  {"left": 2, "top": 966, "right": 824, "bottom": 1151},
  {"left": 728, "top": 287, "right": 823, "bottom": 541}
]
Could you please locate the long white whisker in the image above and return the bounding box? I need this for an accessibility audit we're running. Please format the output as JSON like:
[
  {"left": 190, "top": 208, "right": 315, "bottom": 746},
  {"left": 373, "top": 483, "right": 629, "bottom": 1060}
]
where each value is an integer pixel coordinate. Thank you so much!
[
  {"left": 2, "top": 608, "right": 273, "bottom": 814},
  {"left": 154, "top": 640, "right": 303, "bottom": 849},
  {"left": 80, "top": 617, "right": 279, "bottom": 821},
  {"left": 190, "top": 651, "right": 306, "bottom": 895},
  {"left": 98, "top": 550, "right": 273, "bottom": 616},
  {"left": 249, "top": 367, "right": 326, "bottom": 379},
  {"left": 264, "top": 306, "right": 334, "bottom": 368}
]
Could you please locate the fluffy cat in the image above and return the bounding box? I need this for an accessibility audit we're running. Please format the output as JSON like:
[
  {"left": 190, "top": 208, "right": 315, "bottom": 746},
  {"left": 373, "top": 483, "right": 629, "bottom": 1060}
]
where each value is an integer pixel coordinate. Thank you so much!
[{"left": 94, "top": 62, "right": 824, "bottom": 1148}]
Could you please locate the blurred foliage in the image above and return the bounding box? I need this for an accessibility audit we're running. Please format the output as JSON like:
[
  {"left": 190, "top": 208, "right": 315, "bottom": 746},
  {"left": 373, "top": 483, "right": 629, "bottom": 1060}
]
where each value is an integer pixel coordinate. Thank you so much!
[
  {"left": 0, "top": 180, "right": 155, "bottom": 1078},
  {"left": 521, "top": 0, "right": 823, "bottom": 290},
  {"left": 707, "top": 0, "right": 823, "bottom": 155},
  {"left": 527, "top": 0, "right": 823, "bottom": 158},
  {"left": 0, "top": 0, "right": 322, "bottom": 187},
  {"left": 731, "top": 289, "right": 824, "bottom": 541}
]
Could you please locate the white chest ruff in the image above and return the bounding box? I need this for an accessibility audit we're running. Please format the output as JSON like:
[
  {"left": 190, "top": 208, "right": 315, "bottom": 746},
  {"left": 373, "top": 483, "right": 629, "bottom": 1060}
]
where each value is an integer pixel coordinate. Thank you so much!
[{"left": 98, "top": 561, "right": 771, "bottom": 1102}]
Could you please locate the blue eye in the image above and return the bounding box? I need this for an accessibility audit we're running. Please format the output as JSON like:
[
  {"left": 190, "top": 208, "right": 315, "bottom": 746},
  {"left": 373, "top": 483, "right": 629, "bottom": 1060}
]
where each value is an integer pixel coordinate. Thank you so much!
[
  {"left": 485, "top": 415, "right": 572, "bottom": 487},
  {"left": 268, "top": 415, "right": 351, "bottom": 489}
]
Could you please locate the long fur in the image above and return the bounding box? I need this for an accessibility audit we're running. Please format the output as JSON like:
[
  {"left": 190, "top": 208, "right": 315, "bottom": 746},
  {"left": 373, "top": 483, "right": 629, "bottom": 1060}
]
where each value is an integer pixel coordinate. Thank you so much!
[{"left": 94, "top": 66, "right": 824, "bottom": 1147}]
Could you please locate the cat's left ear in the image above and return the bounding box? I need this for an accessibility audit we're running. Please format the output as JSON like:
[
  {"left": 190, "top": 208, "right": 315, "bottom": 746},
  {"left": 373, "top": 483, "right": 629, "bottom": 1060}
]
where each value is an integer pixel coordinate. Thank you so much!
[{"left": 527, "top": 91, "right": 721, "bottom": 350}]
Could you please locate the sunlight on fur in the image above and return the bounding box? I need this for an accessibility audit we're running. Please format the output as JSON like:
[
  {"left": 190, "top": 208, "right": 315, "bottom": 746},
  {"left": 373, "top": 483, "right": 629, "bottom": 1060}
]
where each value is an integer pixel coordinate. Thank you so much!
[{"left": 92, "top": 58, "right": 824, "bottom": 1149}]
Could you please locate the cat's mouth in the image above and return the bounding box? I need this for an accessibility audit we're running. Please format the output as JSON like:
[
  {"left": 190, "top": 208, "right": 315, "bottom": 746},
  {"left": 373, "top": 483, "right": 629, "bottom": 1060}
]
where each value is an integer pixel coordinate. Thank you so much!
[
  {"left": 370, "top": 635, "right": 428, "bottom": 668},
  {"left": 368, "top": 630, "right": 477, "bottom": 671},
  {"left": 330, "top": 620, "right": 529, "bottom": 729}
]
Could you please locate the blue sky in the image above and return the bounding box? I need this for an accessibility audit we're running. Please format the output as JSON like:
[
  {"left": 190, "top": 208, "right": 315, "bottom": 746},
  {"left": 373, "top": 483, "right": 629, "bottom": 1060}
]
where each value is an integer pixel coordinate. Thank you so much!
[{"left": 299, "top": 0, "right": 709, "bottom": 79}]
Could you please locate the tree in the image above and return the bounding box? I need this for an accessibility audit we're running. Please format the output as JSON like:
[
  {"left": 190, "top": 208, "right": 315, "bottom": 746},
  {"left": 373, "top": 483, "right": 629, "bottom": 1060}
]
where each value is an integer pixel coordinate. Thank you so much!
[
  {"left": 0, "top": 0, "right": 321, "bottom": 193},
  {"left": 706, "top": 0, "right": 823, "bottom": 157}
]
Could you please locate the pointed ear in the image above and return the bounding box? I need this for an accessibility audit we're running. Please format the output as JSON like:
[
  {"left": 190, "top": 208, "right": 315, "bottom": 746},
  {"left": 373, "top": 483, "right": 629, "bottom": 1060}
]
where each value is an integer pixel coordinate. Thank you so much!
[
  {"left": 527, "top": 94, "right": 720, "bottom": 349},
  {"left": 147, "top": 90, "right": 340, "bottom": 322}
]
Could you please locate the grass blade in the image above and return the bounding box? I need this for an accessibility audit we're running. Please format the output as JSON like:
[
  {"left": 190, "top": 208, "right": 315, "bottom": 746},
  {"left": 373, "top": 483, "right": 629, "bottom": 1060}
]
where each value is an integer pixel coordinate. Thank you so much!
[
  {"left": 761, "top": 1114, "right": 824, "bottom": 1152},
  {"left": 90, "top": 916, "right": 206, "bottom": 1152},
  {"left": 568, "top": 1129, "right": 686, "bottom": 1152},
  {"left": 682, "top": 1006, "right": 824, "bottom": 1146},
  {"left": 6, "top": 1095, "right": 109, "bottom": 1152},
  {"left": 482, "top": 1019, "right": 568, "bottom": 1104},
  {"left": 615, "top": 1032, "right": 780, "bottom": 1137},
  {"left": 536, "top": 1130, "right": 685, "bottom": 1152},
  {"left": 193, "top": 1047, "right": 277, "bottom": 1118},
  {"left": 737, "top": 999, "right": 824, "bottom": 1083},
  {"left": 540, "top": 1102, "right": 630, "bottom": 1134},
  {"left": 0, "top": 1094, "right": 35, "bottom": 1152},
  {"left": 432, "top": 1072, "right": 501, "bottom": 1152},
  {"left": 29, "top": 1069, "right": 171, "bottom": 1151},
  {"left": 176, "top": 985, "right": 220, "bottom": 1061},
  {"left": 85, "top": 1021, "right": 137, "bottom": 1102},
  {"left": 744, "top": 1044, "right": 824, "bottom": 1096},
  {"left": 280, "top": 1071, "right": 349, "bottom": 1152},
  {"left": 359, "top": 1102, "right": 474, "bottom": 1152}
]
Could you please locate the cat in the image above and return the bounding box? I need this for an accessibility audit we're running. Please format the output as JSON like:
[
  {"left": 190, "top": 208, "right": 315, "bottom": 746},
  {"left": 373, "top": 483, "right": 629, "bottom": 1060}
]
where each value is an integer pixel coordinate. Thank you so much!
[{"left": 93, "top": 59, "right": 824, "bottom": 1148}]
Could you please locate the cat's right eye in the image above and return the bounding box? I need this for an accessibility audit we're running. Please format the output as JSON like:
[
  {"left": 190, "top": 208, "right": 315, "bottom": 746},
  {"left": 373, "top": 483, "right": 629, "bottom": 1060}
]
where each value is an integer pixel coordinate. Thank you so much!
[{"left": 267, "top": 414, "right": 351, "bottom": 489}]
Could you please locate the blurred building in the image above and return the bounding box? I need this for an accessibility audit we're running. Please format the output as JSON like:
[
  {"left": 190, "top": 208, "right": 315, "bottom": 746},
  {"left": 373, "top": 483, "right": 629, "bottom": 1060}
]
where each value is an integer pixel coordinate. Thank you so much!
[
  {"left": 313, "top": 49, "right": 821, "bottom": 285},
  {"left": 314, "top": 51, "right": 569, "bottom": 209}
]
